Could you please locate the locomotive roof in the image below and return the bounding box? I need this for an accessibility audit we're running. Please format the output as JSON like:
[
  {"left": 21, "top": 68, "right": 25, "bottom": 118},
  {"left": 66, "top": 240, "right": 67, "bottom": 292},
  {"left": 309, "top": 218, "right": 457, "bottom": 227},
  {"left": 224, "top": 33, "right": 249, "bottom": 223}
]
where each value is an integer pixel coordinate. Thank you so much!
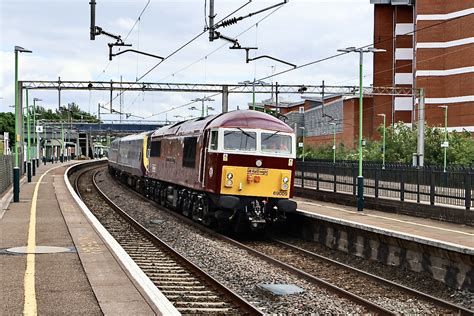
[
  {"left": 207, "top": 110, "right": 293, "bottom": 132},
  {"left": 151, "top": 110, "right": 293, "bottom": 138},
  {"left": 120, "top": 131, "right": 153, "bottom": 142}
]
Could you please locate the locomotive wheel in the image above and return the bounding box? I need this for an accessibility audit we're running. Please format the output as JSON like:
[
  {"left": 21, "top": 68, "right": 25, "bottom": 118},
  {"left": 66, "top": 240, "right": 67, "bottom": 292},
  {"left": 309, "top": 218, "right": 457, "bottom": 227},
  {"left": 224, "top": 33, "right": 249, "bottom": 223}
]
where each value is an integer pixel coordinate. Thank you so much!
[
  {"left": 191, "top": 199, "right": 201, "bottom": 222},
  {"left": 153, "top": 186, "right": 160, "bottom": 203},
  {"left": 160, "top": 188, "right": 167, "bottom": 206},
  {"left": 191, "top": 197, "right": 213, "bottom": 227},
  {"left": 182, "top": 192, "right": 192, "bottom": 217},
  {"left": 201, "top": 199, "right": 213, "bottom": 227}
]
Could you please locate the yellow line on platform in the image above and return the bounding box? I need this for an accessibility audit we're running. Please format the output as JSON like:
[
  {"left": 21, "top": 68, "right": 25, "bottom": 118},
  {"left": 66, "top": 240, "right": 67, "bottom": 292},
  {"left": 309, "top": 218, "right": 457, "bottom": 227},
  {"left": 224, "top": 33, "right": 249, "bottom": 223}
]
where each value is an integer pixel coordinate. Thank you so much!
[{"left": 23, "top": 165, "right": 64, "bottom": 315}]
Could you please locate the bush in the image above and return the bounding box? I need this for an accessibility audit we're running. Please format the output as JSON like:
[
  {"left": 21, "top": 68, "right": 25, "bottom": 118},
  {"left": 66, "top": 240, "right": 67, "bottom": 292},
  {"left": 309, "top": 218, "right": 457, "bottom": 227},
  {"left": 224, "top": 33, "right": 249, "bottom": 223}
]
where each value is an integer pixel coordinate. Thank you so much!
[{"left": 300, "top": 123, "right": 474, "bottom": 166}]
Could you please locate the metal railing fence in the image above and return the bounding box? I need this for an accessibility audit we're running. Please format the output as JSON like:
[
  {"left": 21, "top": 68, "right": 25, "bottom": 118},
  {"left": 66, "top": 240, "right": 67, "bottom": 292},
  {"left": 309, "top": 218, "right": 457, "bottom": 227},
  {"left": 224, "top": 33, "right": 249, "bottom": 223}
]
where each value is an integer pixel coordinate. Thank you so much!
[
  {"left": 0, "top": 155, "right": 13, "bottom": 196},
  {"left": 295, "top": 160, "right": 473, "bottom": 210}
]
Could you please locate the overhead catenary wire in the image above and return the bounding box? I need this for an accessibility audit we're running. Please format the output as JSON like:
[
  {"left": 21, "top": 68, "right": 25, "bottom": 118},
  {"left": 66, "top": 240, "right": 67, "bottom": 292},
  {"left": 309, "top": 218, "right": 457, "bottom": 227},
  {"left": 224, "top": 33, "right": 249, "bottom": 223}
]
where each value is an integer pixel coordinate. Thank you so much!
[
  {"left": 104, "top": 1, "right": 257, "bottom": 110},
  {"left": 146, "top": 5, "right": 286, "bottom": 118},
  {"left": 93, "top": 0, "right": 150, "bottom": 81},
  {"left": 123, "top": 0, "right": 150, "bottom": 42},
  {"left": 154, "top": 5, "right": 468, "bottom": 118},
  {"left": 138, "top": 0, "right": 253, "bottom": 82},
  {"left": 148, "top": 37, "right": 473, "bottom": 120},
  {"left": 257, "top": 12, "right": 473, "bottom": 82},
  {"left": 106, "top": 5, "right": 473, "bottom": 119},
  {"left": 158, "top": 4, "right": 284, "bottom": 82}
]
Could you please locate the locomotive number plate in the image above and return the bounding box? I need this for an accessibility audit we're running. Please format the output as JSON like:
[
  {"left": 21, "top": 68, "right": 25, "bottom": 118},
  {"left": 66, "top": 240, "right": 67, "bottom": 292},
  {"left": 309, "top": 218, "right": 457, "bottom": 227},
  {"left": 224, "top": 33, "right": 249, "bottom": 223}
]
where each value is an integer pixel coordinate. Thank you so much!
[{"left": 247, "top": 167, "right": 268, "bottom": 176}]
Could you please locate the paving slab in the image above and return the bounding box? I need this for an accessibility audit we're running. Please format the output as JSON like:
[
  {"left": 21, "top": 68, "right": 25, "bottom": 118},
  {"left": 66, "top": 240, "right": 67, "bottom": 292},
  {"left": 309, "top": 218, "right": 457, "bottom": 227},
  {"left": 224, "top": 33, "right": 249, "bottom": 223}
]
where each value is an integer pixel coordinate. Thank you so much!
[{"left": 0, "top": 161, "right": 157, "bottom": 315}]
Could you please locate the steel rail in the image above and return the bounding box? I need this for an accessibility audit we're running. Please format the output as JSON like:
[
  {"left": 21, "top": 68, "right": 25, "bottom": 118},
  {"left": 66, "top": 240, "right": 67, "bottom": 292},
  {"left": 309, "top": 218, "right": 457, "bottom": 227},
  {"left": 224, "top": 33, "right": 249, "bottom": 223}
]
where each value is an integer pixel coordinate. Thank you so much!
[
  {"left": 272, "top": 239, "right": 473, "bottom": 316},
  {"left": 103, "top": 166, "right": 471, "bottom": 315},
  {"left": 106, "top": 171, "right": 393, "bottom": 315},
  {"left": 80, "top": 167, "right": 262, "bottom": 316}
]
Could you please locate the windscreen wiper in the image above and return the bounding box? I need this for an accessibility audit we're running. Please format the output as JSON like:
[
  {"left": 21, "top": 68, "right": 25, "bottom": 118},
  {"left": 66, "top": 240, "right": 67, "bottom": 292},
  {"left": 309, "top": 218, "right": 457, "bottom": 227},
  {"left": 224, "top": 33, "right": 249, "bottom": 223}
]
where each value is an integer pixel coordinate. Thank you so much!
[
  {"left": 237, "top": 128, "right": 255, "bottom": 139},
  {"left": 263, "top": 130, "right": 280, "bottom": 141}
]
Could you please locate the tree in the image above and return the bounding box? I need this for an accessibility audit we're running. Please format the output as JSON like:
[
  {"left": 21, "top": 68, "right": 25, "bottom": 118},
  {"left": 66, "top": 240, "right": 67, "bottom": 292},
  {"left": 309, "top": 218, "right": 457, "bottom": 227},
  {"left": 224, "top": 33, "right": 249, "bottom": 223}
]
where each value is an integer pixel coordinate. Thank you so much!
[
  {"left": 300, "top": 123, "right": 474, "bottom": 166},
  {"left": 0, "top": 112, "right": 15, "bottom": 149},
  {"left": 33, "top": 103, "right": 100, "bottom": 123}
]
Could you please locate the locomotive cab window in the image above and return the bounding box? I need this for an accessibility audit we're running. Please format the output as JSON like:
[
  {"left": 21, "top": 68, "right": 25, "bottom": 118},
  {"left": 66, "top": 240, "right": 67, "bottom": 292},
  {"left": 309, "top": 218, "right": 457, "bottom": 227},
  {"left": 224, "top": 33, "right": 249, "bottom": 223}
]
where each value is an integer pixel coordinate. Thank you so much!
[
  {"left": 224, "top": 130, "right": 256, "bottom": 151},
  {"left": 210, "top": 130, "right": 218, "bottom": 150},
  {"left": 183, "top": 137, "right": 197, "bottom": 168},
  {"left": 150, "top": 140, "right": 161, "bottom": 157},
  {"left": 261, "top": 133, "right": 292, "bottom": 154}
]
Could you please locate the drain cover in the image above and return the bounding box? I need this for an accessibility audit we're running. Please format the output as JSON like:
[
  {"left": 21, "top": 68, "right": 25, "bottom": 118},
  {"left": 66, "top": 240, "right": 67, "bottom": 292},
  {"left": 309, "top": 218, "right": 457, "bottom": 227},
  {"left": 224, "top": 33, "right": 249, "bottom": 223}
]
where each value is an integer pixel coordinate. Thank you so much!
[
  {"left": 6, "top": 246, "right": 75, "bottom": 254},
  {"left": 258, "top": 283, "right": 305, "bottom": 296},
  {"left": 150, "top": 219, "right": 165, "bottom": 224}
]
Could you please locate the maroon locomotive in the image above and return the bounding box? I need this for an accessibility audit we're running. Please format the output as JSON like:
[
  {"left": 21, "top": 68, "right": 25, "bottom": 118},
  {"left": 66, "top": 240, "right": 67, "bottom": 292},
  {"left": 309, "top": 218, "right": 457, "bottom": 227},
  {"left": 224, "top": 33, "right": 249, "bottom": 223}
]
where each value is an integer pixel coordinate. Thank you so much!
[{"left": 109, "top": 110, "right": 297, "bottom": 232}]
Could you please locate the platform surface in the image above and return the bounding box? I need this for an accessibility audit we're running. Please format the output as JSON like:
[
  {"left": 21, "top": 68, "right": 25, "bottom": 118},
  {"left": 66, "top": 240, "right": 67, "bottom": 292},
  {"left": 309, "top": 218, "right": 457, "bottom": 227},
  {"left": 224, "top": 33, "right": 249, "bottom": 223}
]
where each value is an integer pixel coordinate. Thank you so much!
[
  {"left": 294, "top": 196, "right": 474, "bottom": 253},
  {"left": 0, "top": 161, "right": 155, "bottom": 315}
]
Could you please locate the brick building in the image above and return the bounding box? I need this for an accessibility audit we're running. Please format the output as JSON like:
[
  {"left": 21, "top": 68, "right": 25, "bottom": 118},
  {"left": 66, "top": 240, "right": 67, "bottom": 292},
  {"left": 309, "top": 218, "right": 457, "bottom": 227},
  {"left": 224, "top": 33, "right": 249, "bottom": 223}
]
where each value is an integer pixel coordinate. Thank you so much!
[
  {"left": 371, "top": 0, "right": 474, "bottom": 132},
  {"left": 252, "top": 96, "right": 375, "bottom": 149}
]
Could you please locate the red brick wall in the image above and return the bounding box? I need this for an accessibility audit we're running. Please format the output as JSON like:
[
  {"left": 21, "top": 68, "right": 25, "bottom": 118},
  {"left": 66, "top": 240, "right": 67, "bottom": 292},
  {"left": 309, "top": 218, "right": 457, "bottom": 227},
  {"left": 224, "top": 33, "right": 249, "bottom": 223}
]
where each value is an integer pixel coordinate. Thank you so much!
[
  {"left": 372, "top": 1, "right": 474, "bottom": 130},
  {"left": 415, "top": 3, "right": 474, "bottom": 129},
  {"left": 417, "top": 0, "right": 474, "bottom": 14}
]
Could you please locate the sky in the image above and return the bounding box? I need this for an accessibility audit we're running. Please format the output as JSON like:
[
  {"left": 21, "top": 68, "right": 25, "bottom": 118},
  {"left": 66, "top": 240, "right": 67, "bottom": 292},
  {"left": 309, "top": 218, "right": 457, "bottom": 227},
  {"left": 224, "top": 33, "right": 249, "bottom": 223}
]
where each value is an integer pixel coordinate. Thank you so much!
[{"left": 0, "top": 0, "right": 374, "bottom": 122}]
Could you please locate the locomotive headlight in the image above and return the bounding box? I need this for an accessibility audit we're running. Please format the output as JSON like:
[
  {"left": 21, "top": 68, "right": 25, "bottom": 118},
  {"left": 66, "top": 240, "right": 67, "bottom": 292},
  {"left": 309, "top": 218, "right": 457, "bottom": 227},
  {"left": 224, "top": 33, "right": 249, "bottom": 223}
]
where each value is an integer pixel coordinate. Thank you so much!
[
  {"left": 225, "top": 173, "right": 233, "bottom": 187},
  {"left": 280, "top": 171, "right": 291, "bottom": 191},
  {"left": 223, "top": 168, "right": 235, "bottom": 188}
]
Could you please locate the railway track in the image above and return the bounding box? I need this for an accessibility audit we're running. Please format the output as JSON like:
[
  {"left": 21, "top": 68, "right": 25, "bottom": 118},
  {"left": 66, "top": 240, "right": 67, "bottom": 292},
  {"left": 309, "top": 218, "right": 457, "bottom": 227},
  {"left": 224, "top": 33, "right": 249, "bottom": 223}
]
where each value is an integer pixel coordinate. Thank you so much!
[
  {"left": 73, "top": 165, "right": 262, "bottom": 315},
  {"left": 87, "top": 163, "right": 473, "bottom": 315},
  {"left": 239, "top": 239, "right": 473, "bottom": 316}
]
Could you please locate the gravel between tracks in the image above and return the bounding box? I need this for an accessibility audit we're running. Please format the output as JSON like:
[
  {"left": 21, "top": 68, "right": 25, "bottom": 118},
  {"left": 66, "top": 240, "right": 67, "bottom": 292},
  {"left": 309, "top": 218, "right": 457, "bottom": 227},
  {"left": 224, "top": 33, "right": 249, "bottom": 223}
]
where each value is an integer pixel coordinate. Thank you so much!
[
  {"left": 95, "top": 168, "right": 473, "bottom": 314},
  {"left": 275, "top": 239, "right": 473, "bottom": 311},
  {"left": 244, "top": 241, "right": 452, "bottom": 314},
  {"left": 95, "top": 169, "right": 368, "bottom": 314}
]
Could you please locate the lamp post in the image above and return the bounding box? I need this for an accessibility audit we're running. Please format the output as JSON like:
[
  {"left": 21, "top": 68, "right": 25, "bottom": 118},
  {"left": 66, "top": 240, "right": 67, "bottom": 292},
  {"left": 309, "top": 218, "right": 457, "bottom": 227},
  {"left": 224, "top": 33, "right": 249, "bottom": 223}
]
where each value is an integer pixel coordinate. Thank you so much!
[
  {"left": 330, "top": 122, "right": 336, "bottom": 164},
  {"left": 174, "top": 114, "right": 194, "bottom": 120},
  {"left": 439, "top": 105, "right": 448, "bottom": 172},
  {"left": 206, "top": 106, "right": 215, "bottom": 116},
  {"left": 337, "top": 46, "right": 385, "bottom": 211},
  {"left": 25, "top": 89, "right": 32, "bottom": 182},
  {"left": 13, "top": 45, "right": 32, "bottom": 202},
  {"left": 61, "top": 121, "right": 64, "bottom": 162},
  {"left": 239, "top": 79, "right": 266, "bottom": 110},
  {"left": 298, "top": 126, "right": 305, "bottom": 163},
  {"left": 33, "top": 98, "right": 42, "bottom": 168},
  {"left": 378, "top": 113, "right": 386, "bottom": 169},
  {"left": 191, "top": 97, "right": 214, "bottom": 118}
]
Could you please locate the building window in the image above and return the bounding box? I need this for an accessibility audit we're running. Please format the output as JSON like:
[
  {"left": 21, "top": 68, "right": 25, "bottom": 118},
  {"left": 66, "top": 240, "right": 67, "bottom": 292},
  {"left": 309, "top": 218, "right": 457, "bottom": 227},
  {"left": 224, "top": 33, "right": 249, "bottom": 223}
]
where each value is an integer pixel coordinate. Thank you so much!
[
  {"left": 150, "top": 140, "right": 161, "bottom": 157},
  {"left": 299, "top": 106, "right": 305, "bottom": 113},
  {"left": 183, "top": 137, "right": 197, "bottom": 168}
]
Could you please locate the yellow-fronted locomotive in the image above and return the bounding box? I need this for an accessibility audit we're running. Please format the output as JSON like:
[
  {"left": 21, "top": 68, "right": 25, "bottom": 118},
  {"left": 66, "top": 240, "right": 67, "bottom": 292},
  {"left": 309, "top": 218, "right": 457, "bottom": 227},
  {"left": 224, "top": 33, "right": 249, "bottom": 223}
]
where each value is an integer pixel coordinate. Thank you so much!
[{"left": 108, "top": 110, "right": 297, "bottom": 232}]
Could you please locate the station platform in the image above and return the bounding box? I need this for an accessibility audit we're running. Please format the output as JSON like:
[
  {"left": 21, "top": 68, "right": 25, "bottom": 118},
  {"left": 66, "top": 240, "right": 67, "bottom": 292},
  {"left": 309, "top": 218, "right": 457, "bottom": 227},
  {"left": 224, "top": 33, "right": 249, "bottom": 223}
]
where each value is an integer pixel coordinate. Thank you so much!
[
  {"left": 293, "top": 196, "right": 474, "bottom": 252},
  {"left": 0, "top": 161, "right": 160, "bottom": 315},
  {"left": 292, "top": 196, "right": 473, "bottom": 290}
]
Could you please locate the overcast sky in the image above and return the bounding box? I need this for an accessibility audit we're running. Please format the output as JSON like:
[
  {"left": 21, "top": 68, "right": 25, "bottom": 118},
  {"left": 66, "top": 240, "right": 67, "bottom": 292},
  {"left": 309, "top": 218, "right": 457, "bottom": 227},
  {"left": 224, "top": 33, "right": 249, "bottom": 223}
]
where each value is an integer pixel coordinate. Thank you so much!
[{"left": 0, "top": 0, "right": 374, "bottom": 122}]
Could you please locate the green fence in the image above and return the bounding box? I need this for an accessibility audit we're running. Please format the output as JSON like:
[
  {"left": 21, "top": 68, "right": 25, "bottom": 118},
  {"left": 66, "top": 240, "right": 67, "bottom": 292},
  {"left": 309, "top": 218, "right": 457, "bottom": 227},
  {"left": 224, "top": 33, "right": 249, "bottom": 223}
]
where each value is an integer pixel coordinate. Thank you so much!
[{"left": 0, "top": 155, "right": 13, "bottom": 195}]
